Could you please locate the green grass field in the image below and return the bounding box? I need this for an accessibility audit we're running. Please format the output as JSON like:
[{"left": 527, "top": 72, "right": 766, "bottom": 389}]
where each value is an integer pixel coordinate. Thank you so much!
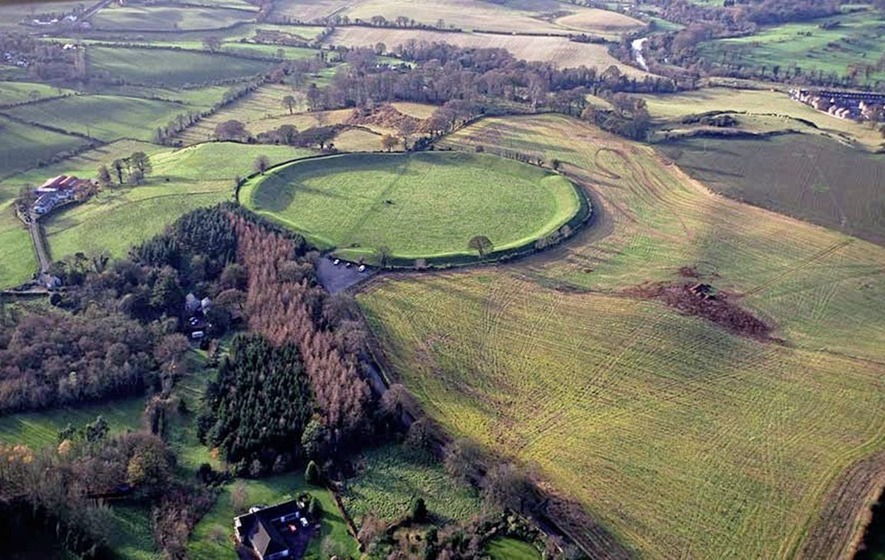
[
  {"left": 188, "top": 473, "right": 359, "bottom": 560},
  {"left": 359, "top": 114, "right": 885, "bottom": 558},
  {"left": 639, "top": 87, "right": 884, "bottom": 149},
  {"left": 0, "top": 139, "right": 160, "bottom": 199},
  {"left": 41, "top": 143, "right": 309, "bottom": 260},
  {"left": 340, "top": 444, "right": 482, "bottom": 525},
  {"left": 658, "top": 134, "right": 885, "bottom": 244},
  {"left": 243, "top": 151, "right": 583, "bottom": 262},
  {"left": 0, "top": 201, "right": 36, "bottom": 289},
  {"left": 485, "top": 537, "right": 541, "bottom": 560},
  {"left": 5, "top": 95, "right": 186, "bottom": 142},
  {"left": 106, "top": 504, "right": 160, "bottom": 560},
  {"left": 87, "top": 46, "right": 274, "bottom": 88},
  {"left": 0, "top": 115, "right": 91, "bottom": 177},
  {"left": 0, "top": 396, "right": 145, "bottom": 449},
  {"left": 698, "top": 7, "right": 885, "bottom": 87},
  {"left": 92, "top": 4, "right": 254, "bottom": 32},
  {"left": 0, "top": 81, "right": 75, "bottom": 107}
]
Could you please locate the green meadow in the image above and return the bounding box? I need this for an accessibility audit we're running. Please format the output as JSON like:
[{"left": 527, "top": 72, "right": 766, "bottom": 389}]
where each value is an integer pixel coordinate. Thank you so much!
[{"left": 243, "top": 151, "right": 583, "bottom": 262}]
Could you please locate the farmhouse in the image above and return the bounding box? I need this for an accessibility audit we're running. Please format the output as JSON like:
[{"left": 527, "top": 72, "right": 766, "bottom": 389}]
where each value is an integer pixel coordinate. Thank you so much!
[
  {"left": 32, "top": 175, "right": 93, "bottom": 215},
  {"left": 233, "top": 499, "right": 314, "bottom": 560}
]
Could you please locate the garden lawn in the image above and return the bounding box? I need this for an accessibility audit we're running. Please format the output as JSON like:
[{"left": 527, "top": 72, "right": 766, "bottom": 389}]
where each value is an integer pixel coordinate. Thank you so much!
[
  {"left": 242, "top": 151, "right": 583, "bottom": 262},
  {"left": 187, "top": 473, "right": 359, "bottom": 560},
  {"left": 485, "top": 537, "right": 541, "bottom": 560}
]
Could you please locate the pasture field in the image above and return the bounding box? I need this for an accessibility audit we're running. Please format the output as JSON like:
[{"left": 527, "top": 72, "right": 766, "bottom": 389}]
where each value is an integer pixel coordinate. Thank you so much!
[
  {"left": 5, "top": 95, "right": 186, "bottom": 142},
  {"left": 340, "top": 444, "right": 482, "bottom": 525},
  {"left": 359, "top": 114, "right": 885, "bottom": 558},
  {"left": 391, "top": 102, "right": 437, "bottom": 119},
  {"left": 42, "top": 143, "right": 309, "bottom": 260},
  {"left": 640, "top": 87, "right": 884, "bottom": 149},
  {"left": 698, "top": 8, "right": 885, "bottom": 88},
  {"left": 175, "top": 85, "right": 350, "bottom": 145},
  {"left": 331, "top": 127, "right": 386, "bottom": 152},
  {"left": 658, "top": 134, "right": 885, "bottom": 244},
  {"left": 92, "top": 5, "right": 254, "bottom": 32},
  {"left": 0, "top": 395, "right": 145, "bottom": 449},
  {"left": 0, "top": 81, "right": 75, "bottom": 107},
  {"left": 187, "top": 473, "right": 359, "bottom": 560},
  {"left": 0, "top": 115, "right": 91, "bottom": 177},
  {"left": 485, "top": 537, "right": 541, "bottom": 560},
  {"left": 273, "top": 0, "right": 642, "bottom": 36},
  {"left": 242, "top": 151, "right": 583, "bottom": 262},
  {"left": 325, "top": 27, "right": 648, "bottom": 75},
  {"left": 87, "top": 46, "right": 274, "bottom": 88},
  {"left": 0, "top": 139, "right": 159, "bottom": 198},
  {"left": 0, "top": 201, "right": 36, "bottom": 289}
]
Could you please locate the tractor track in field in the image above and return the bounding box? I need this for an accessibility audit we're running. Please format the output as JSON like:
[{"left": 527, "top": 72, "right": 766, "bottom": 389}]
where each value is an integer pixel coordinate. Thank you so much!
[
  {"left": 799, "top": 450, "right": 885, "bottom": 560},
  {"left": 743, "top": 238, "right": 855, "bottom": 297}
]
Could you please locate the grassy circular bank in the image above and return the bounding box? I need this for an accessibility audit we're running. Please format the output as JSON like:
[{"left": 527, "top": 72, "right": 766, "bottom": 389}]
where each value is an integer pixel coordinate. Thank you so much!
[{"left": 241, "top": 151, "right": 587, "bottom": 266}]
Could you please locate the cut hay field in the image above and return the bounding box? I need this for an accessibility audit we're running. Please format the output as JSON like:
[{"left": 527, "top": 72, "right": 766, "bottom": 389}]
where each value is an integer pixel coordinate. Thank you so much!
[
  {"left": 242, "top": 151, "right": 584, "bottom": 262},
  {"left": 5, "top": 95, "right": 186, "bottom": 142},
  {"left": 92, "top": 4, "right": 254, "bottom": 32},
  {"left": 285, "top": 0, "right": 644, "bottom": 36},
  {"left": 0, "top": 395, "right": 145, "bottom": 449},
  {"left": 0, "top": 201, "right": 36, "bottom": 289},
  {"left": 698, "top": 8, "right": 885, "bottom": 88},
  {"left": 658, "top": 134, "right": 885, "bottom": 245},
  {"left": 0, "top": 115, "right": 92, "bottom": 177},
  {"left": 358, "top": 114, "right": 885, "bottom": 559},
  {"left": 324, "top": 27, "right": 648, "bottom": 75},
  {"left": 188, "top": 473, "right": 358, "bottom": 560},
  {"left": 640, "top": 87, "right": 884, "bottom": 149},
  {"left": 41, "top": 143, "right": 310, "bottom": 260},
  {"left": 87, "top": 46, "right": 274, "bottom": 88},
  {"left": 340, "top": 444, "right": 482, "bottom": 525}
]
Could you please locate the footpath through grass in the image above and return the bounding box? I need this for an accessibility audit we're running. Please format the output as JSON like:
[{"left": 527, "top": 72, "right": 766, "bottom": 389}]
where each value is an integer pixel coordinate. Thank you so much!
[{"left": 243, "top": 151, "right": 582, "bottom": 262}]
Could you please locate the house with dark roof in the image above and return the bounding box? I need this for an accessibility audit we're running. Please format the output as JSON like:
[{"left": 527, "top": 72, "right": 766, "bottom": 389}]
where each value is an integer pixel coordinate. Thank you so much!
[{"left": 234, "top": 498, "right": 315, "bottom": 560}]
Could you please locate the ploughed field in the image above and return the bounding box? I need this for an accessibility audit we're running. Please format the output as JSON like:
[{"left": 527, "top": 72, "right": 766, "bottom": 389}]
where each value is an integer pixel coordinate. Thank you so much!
[
  {"left": 242, "top": 151, "right": 584, "bottom": 263},
  {"left": 358, "top": 114, "right": 885, "bottom": 559}
]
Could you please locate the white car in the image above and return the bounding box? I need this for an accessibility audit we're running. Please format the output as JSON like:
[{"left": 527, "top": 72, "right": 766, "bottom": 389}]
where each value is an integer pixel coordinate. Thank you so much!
[
  {"left": 358, "top": 265, "right": 366, "bottom": 273},
  {"left": 332, "top": 258, "right": 340, "bottom": 265}
]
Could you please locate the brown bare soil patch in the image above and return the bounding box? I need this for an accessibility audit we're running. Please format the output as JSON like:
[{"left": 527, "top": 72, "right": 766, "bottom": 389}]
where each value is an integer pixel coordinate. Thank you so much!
[
  {"left": 626, "top": 281, "right": 775, "bottom": 340},
  {"left": 346, "top": 103, "right": 422, "bottom": 131}
]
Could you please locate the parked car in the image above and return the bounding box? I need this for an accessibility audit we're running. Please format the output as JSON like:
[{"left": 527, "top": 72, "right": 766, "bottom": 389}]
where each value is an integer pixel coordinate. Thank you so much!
[
  {"left": 358, "top": 265, "right": 366, "bottom": 272},
  {"left": 333, "top": 258, "right": 340, "bottom": 265}
]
